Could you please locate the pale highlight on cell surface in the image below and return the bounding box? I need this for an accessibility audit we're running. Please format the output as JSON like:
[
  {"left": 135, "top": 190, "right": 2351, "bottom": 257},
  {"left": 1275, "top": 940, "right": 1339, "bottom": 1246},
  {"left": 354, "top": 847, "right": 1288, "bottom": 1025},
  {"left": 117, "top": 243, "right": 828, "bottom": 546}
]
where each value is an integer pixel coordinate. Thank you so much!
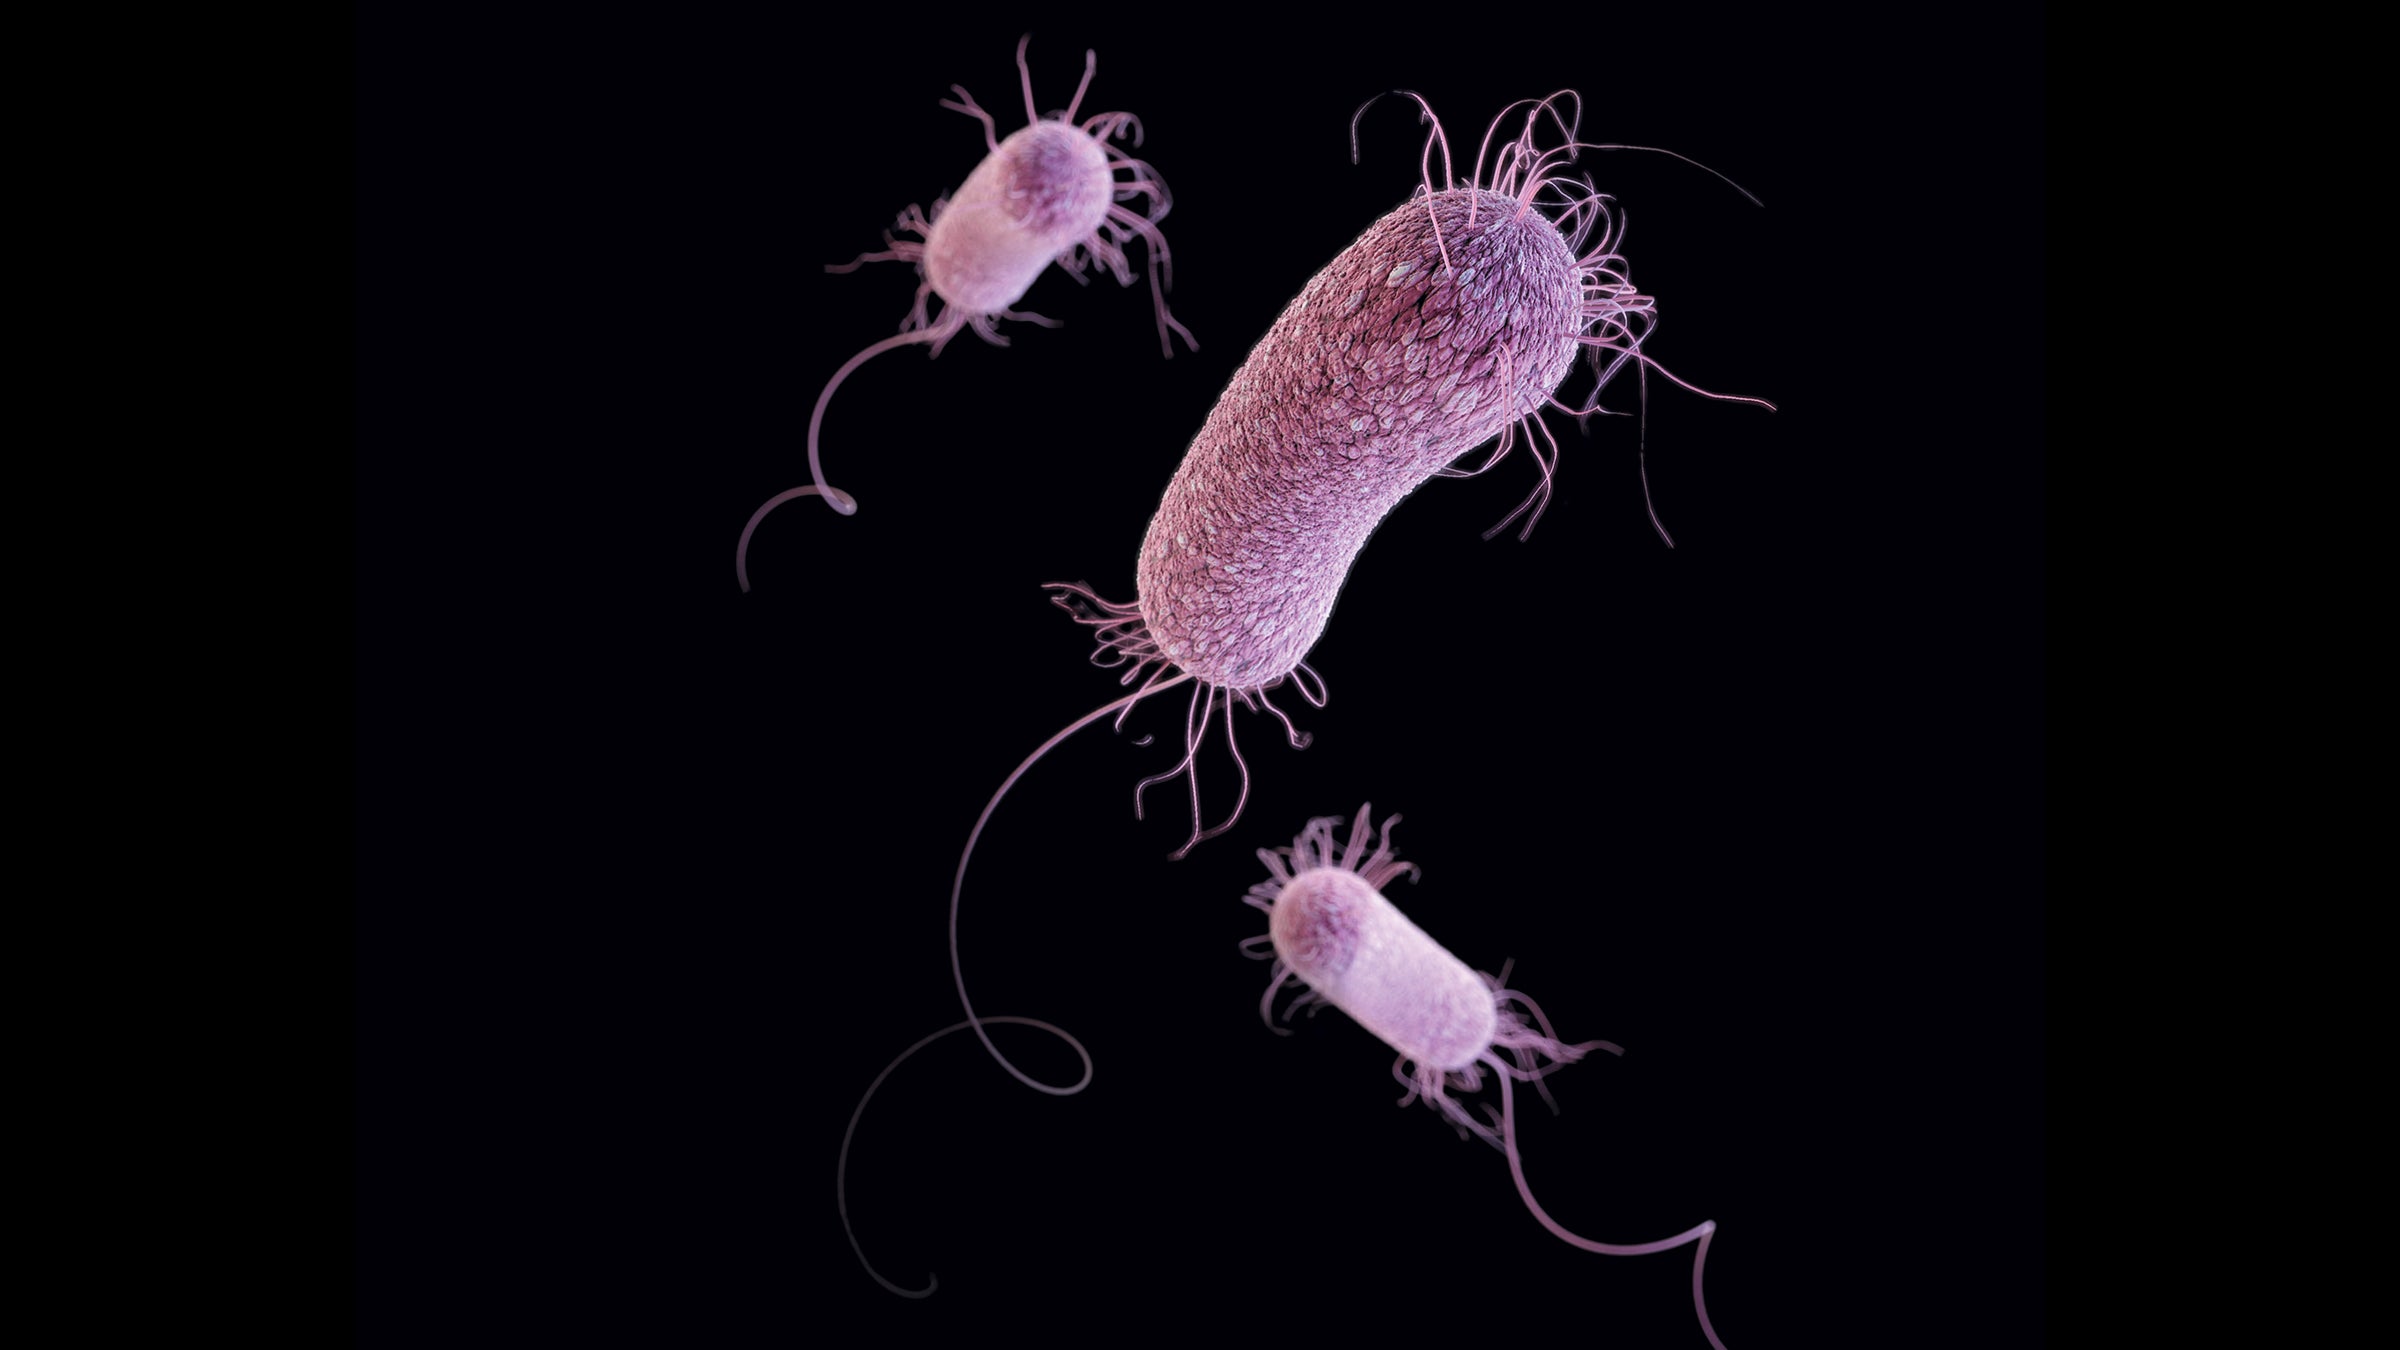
[
  {"left": 1243, "top": 805, "right": 1735, "bottom": 1349},
  {"left": 834, "top": 94, "right": 1766, "bottom": 1291},
  {"left": 734, "top": 35, "right": 1194, "bottom": 590}
]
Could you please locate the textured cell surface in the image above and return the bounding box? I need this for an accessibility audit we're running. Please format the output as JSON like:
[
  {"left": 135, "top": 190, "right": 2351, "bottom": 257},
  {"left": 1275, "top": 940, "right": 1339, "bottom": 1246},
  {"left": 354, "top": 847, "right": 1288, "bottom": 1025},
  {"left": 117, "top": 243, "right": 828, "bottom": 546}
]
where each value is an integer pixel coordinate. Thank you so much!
[
  {"left": 1136, "top": 189, "right": 1584, "bottom": 689},
  {"left": 1270, "top": 865, "right": 1497, "bottom": 1072},
  {"left": 925, "top": 121, "right": 1116, "bottom": 314}
]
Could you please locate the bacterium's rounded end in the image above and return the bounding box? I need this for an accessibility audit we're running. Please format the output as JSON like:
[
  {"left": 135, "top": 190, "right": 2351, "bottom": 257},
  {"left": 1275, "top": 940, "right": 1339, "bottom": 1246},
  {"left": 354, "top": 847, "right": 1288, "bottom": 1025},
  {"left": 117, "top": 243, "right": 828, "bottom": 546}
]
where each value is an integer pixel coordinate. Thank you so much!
[{"left": 826, "top": 487, "right": 859, "bottom": 515}]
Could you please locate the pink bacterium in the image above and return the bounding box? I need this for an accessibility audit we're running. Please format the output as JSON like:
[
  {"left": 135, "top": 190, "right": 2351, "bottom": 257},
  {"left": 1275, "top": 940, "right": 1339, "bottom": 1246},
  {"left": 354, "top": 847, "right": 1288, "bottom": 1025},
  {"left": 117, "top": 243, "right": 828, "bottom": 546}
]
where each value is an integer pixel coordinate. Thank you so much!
[
  {"left": 1242, "top": 805, "right": 1734, "bottom": 1349},
  {"left": 735, "top": 35, "right": 1193, "bottom": 590},
  {"left": 1051, "top": 91, "right": 1771, "bottom": 862}
]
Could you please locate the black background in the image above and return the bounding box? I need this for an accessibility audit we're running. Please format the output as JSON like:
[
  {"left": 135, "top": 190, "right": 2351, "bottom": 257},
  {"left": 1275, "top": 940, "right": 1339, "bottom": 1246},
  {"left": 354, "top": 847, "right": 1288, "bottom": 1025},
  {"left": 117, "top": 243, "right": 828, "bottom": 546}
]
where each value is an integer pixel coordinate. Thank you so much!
[{"left": 361, "top": 5, "right": 2041, "bottom": 1345}]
